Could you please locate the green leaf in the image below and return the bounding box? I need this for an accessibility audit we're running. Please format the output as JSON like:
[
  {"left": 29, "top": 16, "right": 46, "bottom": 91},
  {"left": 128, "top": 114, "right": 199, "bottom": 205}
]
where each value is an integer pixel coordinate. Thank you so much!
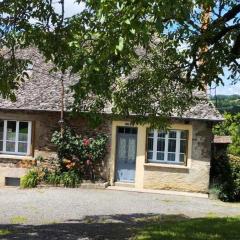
[
  {"left": 130, "top": 28, "right": 136, "bottom": 34},
  {"left": 125, "top": 19, "right": 131, "bottom": 25},
  {"left": 116, "top": 36, "right": 124, "bottom": 51}
]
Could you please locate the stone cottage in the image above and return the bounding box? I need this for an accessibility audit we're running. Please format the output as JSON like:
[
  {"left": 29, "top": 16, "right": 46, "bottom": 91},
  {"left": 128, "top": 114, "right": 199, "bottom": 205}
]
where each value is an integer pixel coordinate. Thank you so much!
[{"left": 0, "top": 49, "right": 223, "bottom": 192}]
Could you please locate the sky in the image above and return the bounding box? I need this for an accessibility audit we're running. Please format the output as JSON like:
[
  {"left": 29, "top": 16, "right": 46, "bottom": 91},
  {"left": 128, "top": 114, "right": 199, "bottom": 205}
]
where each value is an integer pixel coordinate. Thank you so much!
[
  {"left": 53, "top": 0, "right": 85, "bottom": 18},
  {"left": 210, "top": 80, "right": 240, "bottom": 96},
  {"left": 54, "top": 0, "right": 240, "bottom": 96},
  {"left": 210, "top": 68, "right": 240, "bottom": 96}
]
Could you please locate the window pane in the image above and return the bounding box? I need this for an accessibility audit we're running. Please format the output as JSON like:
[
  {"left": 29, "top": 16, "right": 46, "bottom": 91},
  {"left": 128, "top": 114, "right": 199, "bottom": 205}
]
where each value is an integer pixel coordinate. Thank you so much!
[
  {"left": 147, "top": 137, "right": 154, "bottom": 151},
  {"left": 181, "top": 131, "right": 187, "bottom": 139},
  {"left": 0, "top": 121, "right": 3, "bottom": 140},
  {"left": 118, "top": 127, "right": 124, "bottom": 133},
  {"left": 157, "top": 138, "right": 165, "bottom": 151},
  {"left": 128, "top": 138, "right": 136, "bottom": 161},
  {"left": 169, "top": 131, "right": 176, "bottom": 139},
  {"left": 168, "top": 153, "right": 175, "bottom": 161},
  {"left": 157, "top": 152, "right": 164, "bottom": 161},
  {"left": 7, "top": 121, "right": 16, "bottom": 141},
  {"left": 18, "top": 142, "right": 28, "bottom": 153},
  {"left": 6, "top": 142, "right": 15, "bottom": 152},
  {"left": 147, "top": 151, "right": 153, "bottom": 160},
  {"left": 180, "top": 153, "right": 185, "bottom": 162},
  {"left": 180, "top": 140, "right": 187, "bottom": 153},
  {"left": 124, "top": 128, "right": 131, "bottom": 134},
  {"left": 0, "top": 141, "right": 3, "bottom": 151},
  {"left": 168, "top": 139, "right": 176, "bottom": 152},
  {"left": 158, "top": 131, "right": 166, "bottom": 138},
  {"left": 130, "top": 128, "right": 137, "bottom": 134},
  {"left": 148, "top": 130, "right": 154, "bottom": 138},
  {"left": 19, "top": 122, "right": 28, "bottom": 142},
  {"left": 118, "top": 138, "right": 126, "bottom": 159}
]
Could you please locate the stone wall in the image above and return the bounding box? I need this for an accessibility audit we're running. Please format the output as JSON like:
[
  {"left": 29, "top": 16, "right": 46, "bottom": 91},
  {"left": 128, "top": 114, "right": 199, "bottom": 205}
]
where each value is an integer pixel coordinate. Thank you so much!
[
  {"left": 143, "top": 120, "right": 212, "bottom": 193},
  {"left": 0, "top": 110, "right": 213, "bottom": 192},
  {"left": 0, "top": 110, "right": 112, "bottom": 186}
]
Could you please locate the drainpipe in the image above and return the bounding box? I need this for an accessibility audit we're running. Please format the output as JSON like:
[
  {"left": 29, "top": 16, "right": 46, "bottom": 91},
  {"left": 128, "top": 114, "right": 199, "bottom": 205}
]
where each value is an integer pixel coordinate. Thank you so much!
[
  {"left": 59, "top": 0, "right": 65, "bottom": 137},
  {"left": 59, "top": 73, "right": 65, "bottom": 137}
]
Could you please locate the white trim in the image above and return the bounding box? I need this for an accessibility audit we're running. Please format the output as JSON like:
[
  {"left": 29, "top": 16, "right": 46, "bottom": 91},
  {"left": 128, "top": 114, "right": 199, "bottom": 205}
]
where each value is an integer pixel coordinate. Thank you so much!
[
  {"left": 0, "top": 120, "right": 32, "bottom": 156},
  {"left": 164, "top": 132, "right": 169, "bottom": 162},
  {"left": 3, "top": 120, "right": 7, "bottom": 152},
  {"left": 175, "top": 131, "right": 181, "bottom": 163},
  {"left": 147, "top": 129, "right": 187, "bottom": 164},
  {"left": 27, "top": 122, "right": 32, "bottom": 155},
  {"left": 15, "top": 121, "right": 19, "bottom": 153},
  {"left": 152, "top": 130, "right": 157, "bottom": 161},
  {"left": 0, "top": 154, "right": 34, "bottom": 160},
  {"left": 144, "top": 162, "right": 190, "bottom": 169}
]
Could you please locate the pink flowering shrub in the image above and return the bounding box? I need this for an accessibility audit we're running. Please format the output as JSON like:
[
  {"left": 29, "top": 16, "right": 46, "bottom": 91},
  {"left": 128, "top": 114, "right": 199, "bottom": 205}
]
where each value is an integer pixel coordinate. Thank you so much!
[{"left": 51, "top": 127, "right": 108, "bottom": 180}]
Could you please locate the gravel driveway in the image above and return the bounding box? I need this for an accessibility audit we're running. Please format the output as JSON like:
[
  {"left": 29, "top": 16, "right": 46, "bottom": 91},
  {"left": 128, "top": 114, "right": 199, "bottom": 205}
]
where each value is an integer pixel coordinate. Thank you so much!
[{"left": 0, "top": 188, "right": 239, "bottom": 239}]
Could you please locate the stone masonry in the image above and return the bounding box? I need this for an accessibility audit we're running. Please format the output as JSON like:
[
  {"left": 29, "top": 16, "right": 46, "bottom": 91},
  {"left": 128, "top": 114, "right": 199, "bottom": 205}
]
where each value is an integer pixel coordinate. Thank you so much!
[
  {"left": 143, "top": 121, "right": 213, "bottom": 193},
  {"left": 0, "top": 110, "right": 112, "bottom": 186}
]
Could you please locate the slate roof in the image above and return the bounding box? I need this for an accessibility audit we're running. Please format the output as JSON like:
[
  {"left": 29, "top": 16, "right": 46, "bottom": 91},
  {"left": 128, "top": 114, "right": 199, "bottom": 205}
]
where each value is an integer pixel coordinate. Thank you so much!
[{"left": 0, "top": 48, "right": 223, "bottom": 121}]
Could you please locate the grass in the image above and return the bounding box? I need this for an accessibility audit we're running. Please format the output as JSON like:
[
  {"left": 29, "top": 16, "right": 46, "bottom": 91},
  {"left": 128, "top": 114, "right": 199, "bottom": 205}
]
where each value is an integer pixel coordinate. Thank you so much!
[
  {"left": 0, "top": 229, "right": 12, "bottom": 236},
  {"left": 205, "top": 212, "right": 219, "bottom": 218},
  {"left": 134, "top": 217, "right": 240, "bottom": 240},
  {"left": 10, "top": 216, "right": 27, "bottom": 224}
]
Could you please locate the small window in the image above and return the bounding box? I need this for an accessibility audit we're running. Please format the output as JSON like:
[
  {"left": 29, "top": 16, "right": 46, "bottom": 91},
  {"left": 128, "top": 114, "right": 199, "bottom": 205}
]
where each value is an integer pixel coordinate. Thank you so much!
[
  {"left": 5, "top": 177, "right": 20, "bottom": 186},
  {"left": 118, "top": 127, "right": 137, "bottom": 134},
  {"left": 23, "top": 63, "right": 34, "bottom": 79},
  {"left": 147, "top": 129, "right": 188, "bottom": 164},
  {"left": 0, "top": 120, "right": 32, "bottom": 155}
]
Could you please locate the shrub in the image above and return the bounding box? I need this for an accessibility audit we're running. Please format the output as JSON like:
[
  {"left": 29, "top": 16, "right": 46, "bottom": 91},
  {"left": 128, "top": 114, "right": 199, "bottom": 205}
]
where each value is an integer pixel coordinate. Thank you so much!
[
  {"left": 21, "top": 169, "right": 39, "bottom": 188},
  {"left": 61, "top": 170, "right": 81, "bottom": 188},
  {"left": 211, "top": 153, "right": 240, "bottom": 202},
  {"left": 45, "top": 171, "right": 62, "bottom": 186},
  {"left": 209, "top": 184, "right": 221, "bottom": 200},
  {"left": 51, "top": 126, "right": 108, "bottom": 180},
  {"left": 213, "top": 113, "right": 240, "bottom": 156}
]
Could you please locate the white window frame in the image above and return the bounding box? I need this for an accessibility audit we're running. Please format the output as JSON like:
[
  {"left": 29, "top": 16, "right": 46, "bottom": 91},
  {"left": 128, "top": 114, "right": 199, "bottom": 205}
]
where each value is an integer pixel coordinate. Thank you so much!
[
  {"left": 147, "top": 129, "right": 187, "bottom": 164},
  {"left": 0, "top": 120, "right": 32, "bottom": 156}
]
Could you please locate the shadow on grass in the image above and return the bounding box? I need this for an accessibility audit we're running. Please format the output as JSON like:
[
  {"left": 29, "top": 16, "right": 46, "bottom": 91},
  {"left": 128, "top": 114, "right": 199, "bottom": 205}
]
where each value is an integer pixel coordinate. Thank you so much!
[{"left": 0, "top": 214, "right": 239, "bottom": 240}]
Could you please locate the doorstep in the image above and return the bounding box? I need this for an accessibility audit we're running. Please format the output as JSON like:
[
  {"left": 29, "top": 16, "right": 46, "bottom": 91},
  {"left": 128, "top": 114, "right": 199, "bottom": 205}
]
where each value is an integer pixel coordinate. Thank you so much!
[
  {"left": 107, "top": 186, "right": 209, "bottom": 199},
  {"left": 114, "top": 181, "right": 135, "bottom": 188},
  {"left": 80, "top": 181, "right": 109, "bottom": 189}
]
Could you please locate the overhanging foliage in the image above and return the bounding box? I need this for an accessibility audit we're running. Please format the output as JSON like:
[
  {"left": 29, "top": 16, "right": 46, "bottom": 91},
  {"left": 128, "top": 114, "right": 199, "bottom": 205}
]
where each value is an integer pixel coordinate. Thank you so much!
[{"left": 0, "top": 0, "right": 239, "bottom": 126}]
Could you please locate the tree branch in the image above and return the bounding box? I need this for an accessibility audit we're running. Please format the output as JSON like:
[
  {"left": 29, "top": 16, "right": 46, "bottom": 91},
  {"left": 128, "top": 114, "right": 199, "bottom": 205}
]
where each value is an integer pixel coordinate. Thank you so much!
[
  {"left": 211, "top": 4, "right": 240, "bottom": 27},
  {"left": 206, "top": 23, "right": 240, "bottom": 45},
  {"left": 232, "top": 33, "right": 240, "bottom": 56}
]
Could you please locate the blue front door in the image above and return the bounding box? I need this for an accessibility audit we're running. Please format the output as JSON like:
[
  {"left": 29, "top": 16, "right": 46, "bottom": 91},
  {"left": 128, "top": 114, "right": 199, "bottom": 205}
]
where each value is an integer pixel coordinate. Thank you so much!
[{"left": 116, "top": 127, "right": 137, "bottom": 182}]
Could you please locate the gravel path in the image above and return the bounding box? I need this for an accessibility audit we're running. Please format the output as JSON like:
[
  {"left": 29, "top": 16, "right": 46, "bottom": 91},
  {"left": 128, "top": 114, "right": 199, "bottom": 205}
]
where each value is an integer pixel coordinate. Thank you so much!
[{"left": 0, "top": 187, "right": 239, "bottom": 239}]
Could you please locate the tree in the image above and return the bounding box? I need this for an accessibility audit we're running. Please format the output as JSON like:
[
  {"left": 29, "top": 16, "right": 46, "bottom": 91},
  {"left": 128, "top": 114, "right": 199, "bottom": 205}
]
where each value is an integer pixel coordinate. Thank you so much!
[
  {"left": 214, "top": 113, "right": 240, "bottom": 156},
  {"left": 0, "top": 0, "right": 60, "bottom": 99},
  {"left": 1, "top": 0, "right": 240, "bottom": 126}
]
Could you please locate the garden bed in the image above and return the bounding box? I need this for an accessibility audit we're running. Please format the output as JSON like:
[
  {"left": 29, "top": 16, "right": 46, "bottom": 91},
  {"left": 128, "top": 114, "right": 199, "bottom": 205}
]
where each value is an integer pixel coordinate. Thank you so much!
[{"left": 21, "top": 127, "right": 109, "bottom": 189}]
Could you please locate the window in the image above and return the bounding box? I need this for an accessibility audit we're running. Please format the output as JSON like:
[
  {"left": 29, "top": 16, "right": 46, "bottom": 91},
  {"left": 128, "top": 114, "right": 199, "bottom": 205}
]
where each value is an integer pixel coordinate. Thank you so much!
[
  {"left": 147, "top": 129, "right": 188, "bottom": 164},
  {"left": 0, "top": 120, "right": 32, "bottom": 155}
]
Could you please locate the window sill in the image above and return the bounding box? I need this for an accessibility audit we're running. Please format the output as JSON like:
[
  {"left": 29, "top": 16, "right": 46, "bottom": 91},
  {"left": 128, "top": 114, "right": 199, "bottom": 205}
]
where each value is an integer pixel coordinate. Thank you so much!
[
  {"left": 144, "top": 162, "right": 190, "bottom": 170},
  {"left": 0, "top": 154, "right": 34, "bottom": 161}
]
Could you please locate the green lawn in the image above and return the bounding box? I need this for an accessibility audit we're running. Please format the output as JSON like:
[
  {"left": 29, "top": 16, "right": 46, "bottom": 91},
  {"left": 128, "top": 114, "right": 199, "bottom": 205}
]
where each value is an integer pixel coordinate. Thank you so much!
[
  {"left": 134, "top": 217, "right": 240, "bottom": 240},
  {"left": 0, "top": 229, "right": 12, "bottom": 236}
]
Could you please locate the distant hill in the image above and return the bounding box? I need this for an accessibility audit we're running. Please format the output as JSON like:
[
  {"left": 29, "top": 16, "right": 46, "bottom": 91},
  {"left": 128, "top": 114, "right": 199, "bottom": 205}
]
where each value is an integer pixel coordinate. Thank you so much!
[{"left": 210, "top": 94, "right": 240, "bottom": 114}]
